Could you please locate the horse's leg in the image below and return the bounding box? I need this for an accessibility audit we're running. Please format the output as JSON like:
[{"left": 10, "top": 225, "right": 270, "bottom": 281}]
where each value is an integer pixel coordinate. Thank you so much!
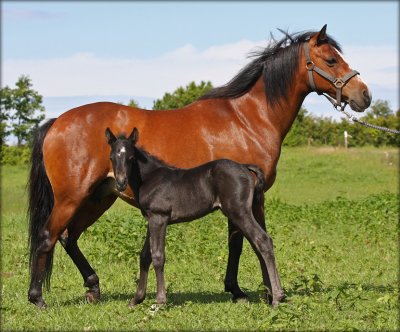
[
  {"left": 28, "top": 199, "right": 82, "bottom": 307},
  {"left": 129, "top": 226, "right": 151, "bottom": 307},
  {"left": 224, "top": 220, "right": 248, "bottom": 301},
  {"left": 148, "top": 215, "right": 168, "bottom": 304},
  {"left": 229, "top": 210, "right": 284, "bottom": 307},
  {"left": 62, "top": 194, "right": 117, "bottom": 303}
]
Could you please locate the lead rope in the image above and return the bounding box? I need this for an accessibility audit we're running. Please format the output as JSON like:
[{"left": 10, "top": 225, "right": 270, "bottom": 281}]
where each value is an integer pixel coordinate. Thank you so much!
[
  {"left": 337, "top": 104, "right": 400, "bottom": 135},
  {"left": 321, "top": 94, "right": 400, "bottom": 135}
]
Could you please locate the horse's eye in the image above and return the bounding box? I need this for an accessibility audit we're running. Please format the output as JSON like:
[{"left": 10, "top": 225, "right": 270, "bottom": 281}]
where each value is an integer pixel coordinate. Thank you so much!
[
  {"left": 326, "top": 57, "right": 337, "bottom": 67},
  {"left": 128, "top": 156, "right": 134, "bottom": 160}
]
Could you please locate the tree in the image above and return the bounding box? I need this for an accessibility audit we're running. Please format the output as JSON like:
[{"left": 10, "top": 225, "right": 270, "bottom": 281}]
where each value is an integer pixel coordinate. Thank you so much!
[
  {"left": 127, "top": 99, "right": 140, "bottom": 108},
  {"left": 0, "top": 86, "right": 12, "bottom": 145},
  {"left": 358, "top": 99, "right": 399, "bottom": 147},
  {"left": 283, "top": 107, "right": 313, "bottom": 146},
  {"left": 153, "top": 81, "right": 213, "bottom": 110},
  {"left": 0, "top": 76, "right": 45, "bottom": 146}
]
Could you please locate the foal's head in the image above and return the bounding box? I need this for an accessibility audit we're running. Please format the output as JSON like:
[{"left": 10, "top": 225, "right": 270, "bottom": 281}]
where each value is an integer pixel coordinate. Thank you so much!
[{"left": 105, "top": 127, "right": 138, "bottom": 192}]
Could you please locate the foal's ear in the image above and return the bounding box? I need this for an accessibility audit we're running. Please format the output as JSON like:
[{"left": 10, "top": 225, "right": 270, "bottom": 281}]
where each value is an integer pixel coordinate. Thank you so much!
[
  {"left": 128, "top": 127, "right": 139, "bottom": 145},
  {"left": 105, "top": 128, "right": 117, "bottom": 145},
  {"left": 316, "top": 24, "right": 327, "bottom": 45}
]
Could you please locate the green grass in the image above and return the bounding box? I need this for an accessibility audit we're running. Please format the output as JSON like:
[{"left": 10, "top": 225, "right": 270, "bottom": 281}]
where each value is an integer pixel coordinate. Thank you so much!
[
  {"left": 1, "top": 147, "right": 399, "bottom": 331},
  {"left": 269, "top": 146, "right": 398, "bottom": 204}
]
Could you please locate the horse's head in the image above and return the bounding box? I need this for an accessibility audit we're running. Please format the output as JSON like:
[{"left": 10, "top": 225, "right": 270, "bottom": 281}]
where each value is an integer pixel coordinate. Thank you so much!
[
  {"left": 304, "top": 25, "right": 371, "bottom": 112},
  {"left": 105, "top": 127, "right": 138, "bottom": 192}
]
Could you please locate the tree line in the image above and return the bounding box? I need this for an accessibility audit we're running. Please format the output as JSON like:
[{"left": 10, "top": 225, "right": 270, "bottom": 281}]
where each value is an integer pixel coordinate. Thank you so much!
[
  {"left": 1, "top": 76, "right": 398, "bottom": 164},
  {"left": 285, "top": 102, "right": 399, "bottom": 147}
]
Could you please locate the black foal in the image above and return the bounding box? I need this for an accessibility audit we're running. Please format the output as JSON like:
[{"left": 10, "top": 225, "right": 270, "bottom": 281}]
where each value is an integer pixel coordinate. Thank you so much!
[{"left": 106, "top": 127, "right": 284, "bottom": 307}]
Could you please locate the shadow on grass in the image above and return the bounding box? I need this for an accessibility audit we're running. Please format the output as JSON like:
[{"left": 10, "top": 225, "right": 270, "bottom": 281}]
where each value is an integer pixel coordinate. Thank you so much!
[
  {"left": 59, "top": 289, "right": 264, "bottom": 307},
  {"left": 58, "top": 282, "right": 394, "bottom": 307}
]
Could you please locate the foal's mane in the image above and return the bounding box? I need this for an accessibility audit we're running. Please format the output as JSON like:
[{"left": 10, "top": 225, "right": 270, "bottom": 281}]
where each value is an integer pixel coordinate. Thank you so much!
[
  {"left": 135, "top": 146, "right": 177, "bottom": 171},
  {"left": 118, "top": 134, "right": 177, "bottom": 171},
  {"left": 199, "top": 29, "right": 341, "bottom": 106}
]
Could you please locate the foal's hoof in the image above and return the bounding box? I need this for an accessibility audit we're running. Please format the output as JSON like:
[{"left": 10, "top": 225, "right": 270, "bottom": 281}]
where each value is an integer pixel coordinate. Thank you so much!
[
  {"left": 85, "top": 290, "right": 100, "bottom": 304},
  {"left": 29, "top": 299, "right": 47, "bottom": 309},
  {"left": 271, "top": 292, "right": 286, "bottom": 307},
  {"left": 128, "top": 298, "right": 143, "bottom": 309},
  {"left": 34, "top": 300, "right": 47, "bottom": 309}
]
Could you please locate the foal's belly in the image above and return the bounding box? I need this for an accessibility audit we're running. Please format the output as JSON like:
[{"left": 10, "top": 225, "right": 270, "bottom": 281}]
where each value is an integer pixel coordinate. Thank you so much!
[
  {"left": 169, "top": 201, "right": 219, "bottom": 224},
  {"left": 141, "top": 181, "right": 218, "bottom": 224}
]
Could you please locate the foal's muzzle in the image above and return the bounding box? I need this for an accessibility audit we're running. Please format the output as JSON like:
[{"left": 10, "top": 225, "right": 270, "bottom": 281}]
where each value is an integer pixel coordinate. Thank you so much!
[{"left": 116, "top": 177, "right": 128, "bottom": 192}]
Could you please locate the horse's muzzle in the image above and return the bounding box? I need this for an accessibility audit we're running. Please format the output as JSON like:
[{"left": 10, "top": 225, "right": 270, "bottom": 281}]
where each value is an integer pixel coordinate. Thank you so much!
[{"left": 349, "top": 88, "right": 372, "bottom": 112}]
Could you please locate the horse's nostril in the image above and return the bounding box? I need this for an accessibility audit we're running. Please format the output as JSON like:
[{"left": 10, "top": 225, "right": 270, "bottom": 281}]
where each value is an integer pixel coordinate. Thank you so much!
[{"left": 362, "top": 89, "right": 372, "bottom": 106}]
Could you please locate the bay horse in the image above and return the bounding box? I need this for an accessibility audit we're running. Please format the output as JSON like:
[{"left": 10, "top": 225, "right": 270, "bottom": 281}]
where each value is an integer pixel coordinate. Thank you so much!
[
  {"left": 106, "top": 127, "right": 283, "bottom": 306},
  {"left": 28, "top": 25, "right": 371, "bottom": 307}
]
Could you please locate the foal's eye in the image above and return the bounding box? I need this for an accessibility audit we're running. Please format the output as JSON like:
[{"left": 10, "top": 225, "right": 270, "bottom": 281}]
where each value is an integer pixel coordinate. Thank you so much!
[
  {"left": 128, "top": 156, "right": 134, "bottom": 160},
  {"left": 326, "top": 57, "right": 337, "bottom": 66}
]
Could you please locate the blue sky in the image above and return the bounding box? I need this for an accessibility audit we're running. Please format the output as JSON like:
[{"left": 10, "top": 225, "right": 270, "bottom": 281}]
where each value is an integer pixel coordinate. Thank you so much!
[{"left": 2, "top": 1, "right": 399, "bottom": 119}]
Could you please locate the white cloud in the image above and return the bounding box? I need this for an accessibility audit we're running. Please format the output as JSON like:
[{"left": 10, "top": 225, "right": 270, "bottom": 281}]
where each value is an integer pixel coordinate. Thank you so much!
[
  {"left": 344, "top": 45, "right": 398, "bottom": 89},
  {"left": 2, "top": 40, "right": 261, "bottom": 99},
  {"left": 2, "top": 40, "right": 398, "bottom": 111}
]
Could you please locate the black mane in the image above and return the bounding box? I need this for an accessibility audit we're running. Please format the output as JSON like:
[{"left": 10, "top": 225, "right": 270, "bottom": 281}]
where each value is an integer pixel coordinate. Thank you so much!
[
  {"left": 134, "top": 146, "right": 177, "bottom": 171},
  {"left": 199, "top": 29, "right": 341, "bottom": 106},
  {"left": 116, "top": 133, "right": 177, "bottom": 171}
]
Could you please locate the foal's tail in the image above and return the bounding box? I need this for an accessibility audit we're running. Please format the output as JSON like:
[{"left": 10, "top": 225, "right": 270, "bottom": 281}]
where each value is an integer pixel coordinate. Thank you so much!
[
  {"left": 246, "top": 165, "right": 266, "bottom": 205},
  {"left": 28, "top": 118, "right": 57, "bottom": 289}
]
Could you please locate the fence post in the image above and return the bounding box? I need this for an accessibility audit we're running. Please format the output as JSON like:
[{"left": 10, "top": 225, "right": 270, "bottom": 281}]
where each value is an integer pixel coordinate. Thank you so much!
[{"left": 344, "top": 131, "right": 352, "bottom": 149}]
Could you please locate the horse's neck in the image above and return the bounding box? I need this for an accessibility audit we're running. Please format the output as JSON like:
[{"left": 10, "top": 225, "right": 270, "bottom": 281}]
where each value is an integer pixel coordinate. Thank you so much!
[{"left": 232, "top": 74, "right": 309, "bottom": 142}]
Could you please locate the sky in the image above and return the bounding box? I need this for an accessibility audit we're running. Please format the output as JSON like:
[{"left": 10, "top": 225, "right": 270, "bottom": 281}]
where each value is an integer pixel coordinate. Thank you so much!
[{"left": 1, "top": 1, "right": 399, "bottom": 121}]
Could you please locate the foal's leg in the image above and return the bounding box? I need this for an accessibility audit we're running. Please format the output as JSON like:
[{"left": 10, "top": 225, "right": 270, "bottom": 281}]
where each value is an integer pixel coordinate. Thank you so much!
[
  {"left": 129, "top": 227, "right": 151, "bottom": 307},
  {"left": 230, "top": 210, "right": 284, "bottom": 306},
  {"left": 148, "top": 215, "right": 168, "bottom": 304},
  {"left": 224, "top": 221, "right": 248, "bottom": 301},
  {"left": 251, "top": 196, "right": 275, "bottom": 304}
]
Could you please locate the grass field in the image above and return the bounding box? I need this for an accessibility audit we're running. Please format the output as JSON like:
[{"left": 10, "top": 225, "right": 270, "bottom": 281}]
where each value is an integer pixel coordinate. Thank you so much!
[{"left": 1, "top": 147, "right": 398, "bottom": 331}]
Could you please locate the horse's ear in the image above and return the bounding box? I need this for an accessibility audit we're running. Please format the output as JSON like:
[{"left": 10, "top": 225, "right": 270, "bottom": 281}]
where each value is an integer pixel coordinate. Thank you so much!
[
  {"left": 128, "top": 128, "right": 139, "bottom": 145},
  {"left": 105, "top": 128, "right": 116, "bottom": 145},
  {"left": 316, "top": 24, "right": 327, "bottom": 45}
]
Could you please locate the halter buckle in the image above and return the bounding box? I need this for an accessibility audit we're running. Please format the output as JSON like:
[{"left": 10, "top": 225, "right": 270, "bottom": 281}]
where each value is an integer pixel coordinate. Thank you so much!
[
  {"left": 306, "top": 61, "right": 314, "bottom": 71},
  {"left": 333, "top": 78, "right": 345, "bottom": 88}
]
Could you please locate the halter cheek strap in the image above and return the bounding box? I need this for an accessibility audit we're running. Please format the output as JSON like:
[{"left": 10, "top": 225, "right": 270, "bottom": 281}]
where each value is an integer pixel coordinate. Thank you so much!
[{"left": 303, "top": 42, "right": 359, "bottom": 110}]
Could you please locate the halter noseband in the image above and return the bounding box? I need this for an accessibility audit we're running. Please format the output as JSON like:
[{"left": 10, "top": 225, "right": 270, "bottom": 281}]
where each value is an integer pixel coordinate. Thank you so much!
[{"left": 303, "top": 42, "right": 359, "bottom": 111}]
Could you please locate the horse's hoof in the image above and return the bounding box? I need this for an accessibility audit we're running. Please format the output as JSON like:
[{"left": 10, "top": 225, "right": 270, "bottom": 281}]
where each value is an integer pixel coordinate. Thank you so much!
[
  {"left": 85, "top": 291, "right": 100, "bottom": 304},
  {"left": 232, "top": 292, "right": 249, "bottom": 303},
  {"left": 233, "top": 296, "right": 249, "bottom": 304},
  {"left": 28, "top": 292, "right": 47, "bottom": 308}
]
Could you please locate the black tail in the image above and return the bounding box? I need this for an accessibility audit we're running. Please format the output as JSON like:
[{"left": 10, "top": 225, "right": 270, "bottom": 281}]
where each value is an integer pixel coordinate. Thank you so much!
[
  {"left": 246, "top": 164, "right": 266, "bottom": 205},
  {"left": 28, "top": 118, "right": 57, "bottom": 289}
]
